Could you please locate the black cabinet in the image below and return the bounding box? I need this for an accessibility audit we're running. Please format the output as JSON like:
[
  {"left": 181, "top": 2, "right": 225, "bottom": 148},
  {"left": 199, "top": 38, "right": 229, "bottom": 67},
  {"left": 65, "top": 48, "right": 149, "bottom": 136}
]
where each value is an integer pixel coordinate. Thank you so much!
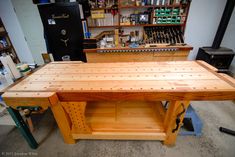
[{"left": 38, "top": 2, "right": 86, "bottom": 61}]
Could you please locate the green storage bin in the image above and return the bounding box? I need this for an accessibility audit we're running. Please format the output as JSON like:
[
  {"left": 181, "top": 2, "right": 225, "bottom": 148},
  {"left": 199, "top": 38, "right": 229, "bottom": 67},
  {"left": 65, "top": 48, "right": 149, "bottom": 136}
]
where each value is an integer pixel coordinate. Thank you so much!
[
  {"left": 166, "top": 18, "right": 172, "bottom": 24},
  {"left": 162, "top": 17, "right": 167, "bottom": 24},
  {"left": 176, "top": 16, "right": 181, "bottom": 24},
  {"left": 157, "top": 18, "right": 162, "bottom": 24}
]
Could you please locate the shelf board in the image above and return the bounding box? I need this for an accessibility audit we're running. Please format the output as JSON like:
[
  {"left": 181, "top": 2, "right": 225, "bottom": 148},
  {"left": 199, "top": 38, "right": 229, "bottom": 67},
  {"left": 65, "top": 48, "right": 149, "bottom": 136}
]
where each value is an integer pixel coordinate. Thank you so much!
[
  {"left": 0, "top": 46, "right": 11, "bottom": 52},
  {"left": 120, "top": 24, "right": 183, "bottom": 27},
  {"left": 90, "top": 4, "right": 181, "bottom": 10},
  {"left": 119, "top": 5, "right": 155, "bottom": 9},
  {"left": 0, "top": 31, "right": 7, "bottom": 36},
  {"left": 75, "top": 101, "right": 166, "bottom": 134},
  {"left": 88, "top": 25, "right": 120, "bottom": 28},
  {"left": 84, "top": 44, "right": 193, "bottom": 53},
  {"left": 153, "top": 15, "right": 187, "bottom": 18},
  {"left": 91, "top": 7, "right": 112, "bottom": 10},
  {"left": 72, "top": 132, "right": 166, "bottom": 140},
  {"left": 89, "top": 3, "right": 185, "bottom": 11},
  {"left": 89, "top": 24, "right": 183, "bottom": 28},
  {"left": 119, "top": 4, "right": 181, "bottom": 9}
]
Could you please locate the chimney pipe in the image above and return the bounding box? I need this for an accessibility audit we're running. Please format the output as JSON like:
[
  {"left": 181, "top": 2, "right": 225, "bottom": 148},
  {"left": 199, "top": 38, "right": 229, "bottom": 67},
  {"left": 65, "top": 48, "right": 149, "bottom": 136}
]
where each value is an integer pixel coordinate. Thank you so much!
[{"left": 212, "top": 0, "right": 235, "bottom": 49}]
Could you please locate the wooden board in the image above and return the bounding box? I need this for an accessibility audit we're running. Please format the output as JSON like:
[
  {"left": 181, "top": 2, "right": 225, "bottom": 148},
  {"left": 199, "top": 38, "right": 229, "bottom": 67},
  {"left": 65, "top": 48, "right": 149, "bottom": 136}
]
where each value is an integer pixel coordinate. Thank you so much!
[
  {"left": 72, "top": 132, "right": 166, "bottom": 141},
  {"left": 83, "top": 45, "right": 192, "bottom": 63},
  {"left": 72, "top": 101, "right": 166, "bottom": 141},
  {"left": 3, "top": 61, "right": 235, "bottom": 101},
  {"left": 83, "top": 45, "right": 193, "bottom": 52},
  {"left": 85, "top": 101, "right": 165, "bottom": 133},
  {"left": 85, "top": 51, "right": 189, "bottom": 63},
  {"left": 2, "top": 92, "right": 56, "bottom": 110}
]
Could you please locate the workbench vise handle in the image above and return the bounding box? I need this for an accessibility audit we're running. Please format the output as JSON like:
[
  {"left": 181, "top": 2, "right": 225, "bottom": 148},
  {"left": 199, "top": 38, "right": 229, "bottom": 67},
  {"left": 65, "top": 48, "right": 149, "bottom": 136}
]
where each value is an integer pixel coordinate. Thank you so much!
[{"left": 172, "top": 103, "right": 186, "bottom": 133}]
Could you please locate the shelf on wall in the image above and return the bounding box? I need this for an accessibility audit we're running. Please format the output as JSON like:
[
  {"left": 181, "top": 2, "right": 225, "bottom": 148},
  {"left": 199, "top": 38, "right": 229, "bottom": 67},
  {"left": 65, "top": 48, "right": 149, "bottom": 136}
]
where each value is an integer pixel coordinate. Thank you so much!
[
  {"left": 88, "top": 24, "right": 183, "bottom": 28},
  {"left": 119, "top": 4, "right": 181, "bottom": 9},
  {"left": 153, "top": 15, "right": 187, "bottom": 18},
  {"left": 119, "top": 5, "right": 155, "bottom": 9},
  {"left": 0, "top": 46, "right": 12, "bottom": 52},
  {"left": 153, "top": 4, "right": 182, "bottom": 7},
  {"left": 89, "top": 4, "right": 184, "bottom": 10},
  {"left": 88, "top": 25, "right": 120, "bottom": 28},
  {"left": 87, "top": 1, "right": 190, "bottom": 36},
  {"left": 0, "top": 18, "right": 20, "bottom": 63},
  {"left": 120, "top": 24, "right": 183, "bottom": 27},
  {"left": 0, "top": 31, "right": 7, "bottom": 36},
  {"left": 90, "top": 7, "right": 112, "bottom": 10}
]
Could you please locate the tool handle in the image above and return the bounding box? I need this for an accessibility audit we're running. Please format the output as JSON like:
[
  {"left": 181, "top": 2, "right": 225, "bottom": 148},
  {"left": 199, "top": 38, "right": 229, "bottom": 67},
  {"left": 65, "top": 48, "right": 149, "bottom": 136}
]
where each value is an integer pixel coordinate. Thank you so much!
[
  {"left": 219, "top": 127, "right": 235, "bottom": 136},
  {"left": 172, "top": 118, "right": 181, "bottom": 133}
]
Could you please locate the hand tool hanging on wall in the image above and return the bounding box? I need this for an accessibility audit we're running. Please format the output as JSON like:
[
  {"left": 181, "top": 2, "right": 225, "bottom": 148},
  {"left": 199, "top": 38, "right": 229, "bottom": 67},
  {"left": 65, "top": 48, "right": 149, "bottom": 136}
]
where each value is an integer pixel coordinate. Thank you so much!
[{"left": 144, "top": 26, "right": 185, "bottom": 45}]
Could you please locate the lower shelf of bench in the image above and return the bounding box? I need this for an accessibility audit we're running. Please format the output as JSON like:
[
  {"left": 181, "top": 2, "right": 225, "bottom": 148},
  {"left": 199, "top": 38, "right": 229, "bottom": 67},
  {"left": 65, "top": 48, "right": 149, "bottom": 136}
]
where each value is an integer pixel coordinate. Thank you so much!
[
  {"left": 72, "top": 101, "right": 167, "bottom": 140},
  {"left": 72, "top": 132, "right": 166, "bottom": 140}
]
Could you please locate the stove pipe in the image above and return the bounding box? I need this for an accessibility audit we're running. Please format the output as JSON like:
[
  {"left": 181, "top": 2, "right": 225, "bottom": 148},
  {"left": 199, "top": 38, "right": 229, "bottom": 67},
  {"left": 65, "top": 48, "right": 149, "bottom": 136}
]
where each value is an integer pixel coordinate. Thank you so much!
[{"left": 212, "top": 0, "right": 235, "bottom": 49}]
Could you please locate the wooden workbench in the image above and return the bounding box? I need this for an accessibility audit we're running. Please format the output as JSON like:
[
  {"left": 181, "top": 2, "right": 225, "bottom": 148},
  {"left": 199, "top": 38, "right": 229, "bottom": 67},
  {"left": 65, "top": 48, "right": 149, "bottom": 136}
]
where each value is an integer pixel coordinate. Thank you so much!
[{"left": 2, "top": 61, "right": 235, "bottom": 148}]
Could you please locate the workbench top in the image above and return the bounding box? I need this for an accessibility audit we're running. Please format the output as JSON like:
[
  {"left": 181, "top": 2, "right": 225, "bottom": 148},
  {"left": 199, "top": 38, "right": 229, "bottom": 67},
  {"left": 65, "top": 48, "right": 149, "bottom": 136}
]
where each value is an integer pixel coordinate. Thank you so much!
[{"left": 3, "top": 61, "right": 235, "bottom": 101}]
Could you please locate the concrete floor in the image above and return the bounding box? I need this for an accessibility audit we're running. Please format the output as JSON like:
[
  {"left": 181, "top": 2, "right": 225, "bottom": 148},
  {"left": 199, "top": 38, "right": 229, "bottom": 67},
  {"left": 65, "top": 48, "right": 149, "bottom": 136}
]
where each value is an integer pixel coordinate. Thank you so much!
[{"left": 0, "top": 101, "right": 235, "bottom": 157}]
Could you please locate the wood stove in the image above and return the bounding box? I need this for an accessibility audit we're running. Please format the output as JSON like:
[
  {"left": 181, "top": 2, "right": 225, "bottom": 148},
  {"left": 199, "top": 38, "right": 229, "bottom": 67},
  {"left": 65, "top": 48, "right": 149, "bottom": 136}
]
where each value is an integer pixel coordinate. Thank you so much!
[{"left": 196, "top": 0, "right": 235, "bottom": 74}]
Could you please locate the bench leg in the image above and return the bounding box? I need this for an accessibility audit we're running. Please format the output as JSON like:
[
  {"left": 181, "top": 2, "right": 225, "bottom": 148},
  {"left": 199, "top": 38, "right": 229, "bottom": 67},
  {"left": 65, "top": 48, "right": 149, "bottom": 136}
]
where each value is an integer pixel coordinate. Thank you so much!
[
  {"left": 163, "top": 101, "right": 190, "bottom": 146},
  {"left": 50, "top": 102, "right": 76, "bottom": 144},
  {"left": 7, "top": 107, "right": 38, "bottom": 149},
  {"left": 61, "top": 102, "right": 91, "bottom": 134}
]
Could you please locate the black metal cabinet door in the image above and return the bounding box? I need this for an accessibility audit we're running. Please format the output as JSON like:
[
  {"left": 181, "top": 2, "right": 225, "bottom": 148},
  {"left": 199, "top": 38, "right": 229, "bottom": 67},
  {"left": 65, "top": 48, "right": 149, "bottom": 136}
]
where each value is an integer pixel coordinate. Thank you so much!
[{"left": 38, "top": 2, "right": 86, "bottom": 61}]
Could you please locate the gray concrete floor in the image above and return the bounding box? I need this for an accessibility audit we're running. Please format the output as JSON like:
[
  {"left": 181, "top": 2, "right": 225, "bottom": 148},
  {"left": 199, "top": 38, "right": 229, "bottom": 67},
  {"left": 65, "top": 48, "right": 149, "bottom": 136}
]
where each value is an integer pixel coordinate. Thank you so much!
[{"left": 0, "top": 101, "right": 235, "bottom": 157}]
